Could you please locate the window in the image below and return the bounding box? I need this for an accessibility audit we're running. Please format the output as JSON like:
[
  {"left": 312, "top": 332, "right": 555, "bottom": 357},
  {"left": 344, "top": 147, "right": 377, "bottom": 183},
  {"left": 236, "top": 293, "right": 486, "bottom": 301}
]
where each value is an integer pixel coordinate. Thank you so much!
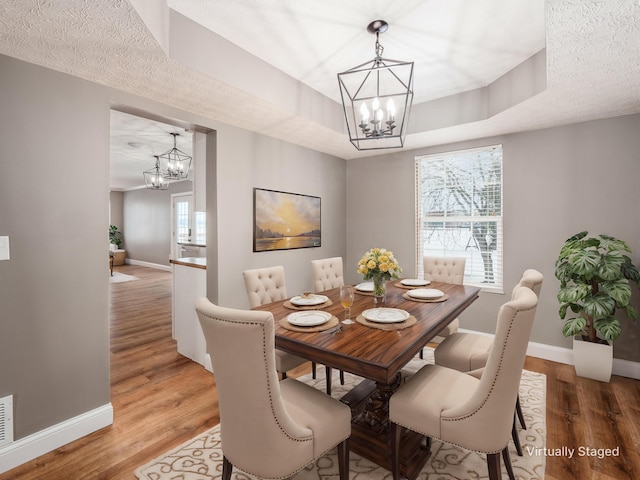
[
  {"left": 415, "top": 145, "right": 503, "bottom": 292},
  {"left": 194, "top": 211, "right": 206, "bottom": 245}
]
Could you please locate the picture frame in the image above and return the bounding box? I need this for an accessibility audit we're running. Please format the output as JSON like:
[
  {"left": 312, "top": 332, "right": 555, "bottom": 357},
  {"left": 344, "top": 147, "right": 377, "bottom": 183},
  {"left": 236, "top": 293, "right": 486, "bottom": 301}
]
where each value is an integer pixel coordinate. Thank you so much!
[{"left": 253, "top": 188, "right": 321, "bottom": 252}]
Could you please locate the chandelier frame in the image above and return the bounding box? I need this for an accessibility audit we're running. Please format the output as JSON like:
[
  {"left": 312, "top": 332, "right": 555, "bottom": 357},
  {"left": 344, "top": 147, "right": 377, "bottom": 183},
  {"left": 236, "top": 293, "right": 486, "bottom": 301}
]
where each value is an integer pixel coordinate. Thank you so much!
[
  {"left": 159, "top": 132, "right": 192, "bottom": 180},
  {"left": 338, "top": 20, "right": 414, "bottom": 151},
  {"left": 143, "top": 155, "right": 170, "bottom": 190}
]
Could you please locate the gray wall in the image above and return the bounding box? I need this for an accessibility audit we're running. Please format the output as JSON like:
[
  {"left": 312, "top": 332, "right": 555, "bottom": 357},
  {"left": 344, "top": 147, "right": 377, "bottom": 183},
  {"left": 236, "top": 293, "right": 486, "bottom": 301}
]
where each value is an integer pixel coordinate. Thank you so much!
[
  {"left": 109, "top": 190, "right": 124, "bottom": 244},
  {"left": 123, "top": 181, "right": 192, "bottom": 266},
  {"left": 0, "top": 53, "right": 347, "bottom": 447},
  {"left": 346, "top": 114, "right": 640, "bottom": 362},
  {"left": 0, "top": 55, "right": 111, "bottom": 439},
  {"left": 212, "top": 125, "right": 347, "bottom": 309},
  {"left": 1, "top": 47, "right": 639, "bottom": 462}
]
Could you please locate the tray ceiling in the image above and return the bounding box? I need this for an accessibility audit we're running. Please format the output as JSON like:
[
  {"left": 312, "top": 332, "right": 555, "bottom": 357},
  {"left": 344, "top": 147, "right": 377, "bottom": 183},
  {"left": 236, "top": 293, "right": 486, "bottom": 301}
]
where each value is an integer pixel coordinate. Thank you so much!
[{"left": 0, "top": 1, "right": 639, "bottom": 189}]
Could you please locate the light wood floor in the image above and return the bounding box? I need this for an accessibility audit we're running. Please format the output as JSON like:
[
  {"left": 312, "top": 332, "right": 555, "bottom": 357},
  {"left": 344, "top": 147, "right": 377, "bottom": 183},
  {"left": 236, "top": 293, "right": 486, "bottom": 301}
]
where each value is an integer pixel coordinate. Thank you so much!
[{"left": 1, "top": 265, "right": 638, "bottom": 480}]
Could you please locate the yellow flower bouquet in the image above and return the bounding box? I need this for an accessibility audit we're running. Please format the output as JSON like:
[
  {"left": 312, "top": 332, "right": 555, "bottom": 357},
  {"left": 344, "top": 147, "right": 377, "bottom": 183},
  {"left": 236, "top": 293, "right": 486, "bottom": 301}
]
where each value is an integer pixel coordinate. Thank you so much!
[
  {"left": 357, "top": 248, "right": 402, "bottom": 302},
  {"left": 357, "top": 247, "right": 402, "bottom": 280}
]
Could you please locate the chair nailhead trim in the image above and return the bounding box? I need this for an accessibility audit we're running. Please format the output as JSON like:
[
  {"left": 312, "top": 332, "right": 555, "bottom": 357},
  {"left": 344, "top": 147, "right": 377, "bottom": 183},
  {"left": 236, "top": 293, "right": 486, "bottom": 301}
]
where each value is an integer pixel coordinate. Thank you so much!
[
  {"left": 394, "top": 304, "right": 536, "bottom": 455},
  {"left": 200, "top": 313, "right": 312, "bottom": 447}
]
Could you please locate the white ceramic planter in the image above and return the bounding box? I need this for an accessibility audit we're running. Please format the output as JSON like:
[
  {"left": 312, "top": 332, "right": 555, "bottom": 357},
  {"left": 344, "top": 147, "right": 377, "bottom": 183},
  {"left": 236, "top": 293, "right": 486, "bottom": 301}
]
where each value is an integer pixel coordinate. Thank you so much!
[{"left": 573, "top": 336, "right": 613, "bottom": 382}]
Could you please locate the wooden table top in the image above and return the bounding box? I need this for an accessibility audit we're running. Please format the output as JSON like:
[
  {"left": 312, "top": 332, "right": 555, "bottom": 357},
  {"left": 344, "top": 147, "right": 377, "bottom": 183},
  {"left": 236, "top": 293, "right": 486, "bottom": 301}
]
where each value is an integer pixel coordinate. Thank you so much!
[{"left": 254, "top": 281, "right": 480, "bottom": 384}]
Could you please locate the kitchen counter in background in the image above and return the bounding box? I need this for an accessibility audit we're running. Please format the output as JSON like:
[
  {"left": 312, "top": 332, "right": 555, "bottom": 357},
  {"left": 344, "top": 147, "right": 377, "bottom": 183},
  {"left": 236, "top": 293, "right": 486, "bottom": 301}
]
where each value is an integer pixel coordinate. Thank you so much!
[
  {"left": 170, "top": 257, "right": 206, "bottom": 269},
  {"left": 177, "top": 243, "right": 207, "bottom": 259},
  {"left": 171, "top": 257, "right": 210, "bottom": 371}
]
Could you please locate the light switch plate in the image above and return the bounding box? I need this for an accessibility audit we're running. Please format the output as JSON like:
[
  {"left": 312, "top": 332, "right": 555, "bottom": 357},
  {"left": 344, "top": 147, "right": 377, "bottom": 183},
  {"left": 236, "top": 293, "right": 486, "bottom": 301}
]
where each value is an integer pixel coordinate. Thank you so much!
[{"left": 0, "top": 236, "right": 10, "bottom": 260}]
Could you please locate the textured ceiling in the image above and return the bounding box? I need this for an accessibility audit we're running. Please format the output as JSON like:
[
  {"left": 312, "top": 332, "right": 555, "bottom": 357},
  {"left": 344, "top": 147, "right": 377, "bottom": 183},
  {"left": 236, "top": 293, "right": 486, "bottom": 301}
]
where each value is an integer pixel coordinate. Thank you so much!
[
  {"left": 167, "top": 0, "right": 545, "bottom": 104},
  {"left": 110, "top": 111, "right": 193, "bottom": 191},
  {"left": 1, "top": 0, "right": 639, "bottom": 190}
]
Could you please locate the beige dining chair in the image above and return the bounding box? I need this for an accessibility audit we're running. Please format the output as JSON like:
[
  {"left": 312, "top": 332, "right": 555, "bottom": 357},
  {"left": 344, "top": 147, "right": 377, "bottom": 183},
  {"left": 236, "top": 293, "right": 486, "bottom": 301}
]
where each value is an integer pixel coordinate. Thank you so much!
[
  {"left": 195, "top": 298, "right": 351, "bottom": 480},
  {"left": 433, "top": 268, "right": 544, "bottom": 455},
  {"left": 311, "top": 256, "right": 345, "bottom": 291},
  {"left": 310, "top": 257, "right": 345, "bottom": 391},
  {"left": 423, "top": 256, "right": 466, "bottom": 337},
  {"left": 389, "top": 286, "right": 538, "bottom": 480},
  {"left": 418, "top": 256, "right": 466, "bottom": 359},
  {"left": 242, "top": 266, "right": 313, "bottom": 381},
  {"left": 243, "top": 266, "right": 289, "bottom": 309}
]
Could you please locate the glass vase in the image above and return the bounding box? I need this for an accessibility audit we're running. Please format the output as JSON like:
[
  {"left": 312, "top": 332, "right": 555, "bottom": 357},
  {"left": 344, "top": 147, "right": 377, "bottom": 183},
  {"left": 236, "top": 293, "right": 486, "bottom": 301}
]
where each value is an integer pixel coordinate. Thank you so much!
[{"left": 372, "top": 276, "right": 387, "bottom": 305}]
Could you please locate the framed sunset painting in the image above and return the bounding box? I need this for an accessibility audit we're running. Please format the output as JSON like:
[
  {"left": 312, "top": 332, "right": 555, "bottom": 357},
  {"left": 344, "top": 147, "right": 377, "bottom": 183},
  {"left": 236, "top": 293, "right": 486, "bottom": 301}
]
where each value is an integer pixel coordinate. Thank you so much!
[{"left": 253, "top": 188, "right": 321, "bottom": 252}]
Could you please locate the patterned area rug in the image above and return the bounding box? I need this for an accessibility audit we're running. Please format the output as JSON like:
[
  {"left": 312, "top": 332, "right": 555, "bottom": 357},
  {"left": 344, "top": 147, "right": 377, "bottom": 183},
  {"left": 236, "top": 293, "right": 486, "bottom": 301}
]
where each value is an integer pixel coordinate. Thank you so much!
[{"left": 135, "top": 351, "right": 546, "bottom": 480}]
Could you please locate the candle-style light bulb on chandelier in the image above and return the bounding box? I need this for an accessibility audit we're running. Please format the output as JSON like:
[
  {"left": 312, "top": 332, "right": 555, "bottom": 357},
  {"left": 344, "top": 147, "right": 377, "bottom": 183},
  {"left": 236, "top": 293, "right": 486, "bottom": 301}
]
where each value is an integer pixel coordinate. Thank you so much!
[
  {"left": 338, "top": 20, "right": 414, "bottom": 150},
  {"left": 159, "top": 132, "right": 192, "bottom": 180},
  {"left": 143, "top": 155, "right": 169, "bottom": 190}
]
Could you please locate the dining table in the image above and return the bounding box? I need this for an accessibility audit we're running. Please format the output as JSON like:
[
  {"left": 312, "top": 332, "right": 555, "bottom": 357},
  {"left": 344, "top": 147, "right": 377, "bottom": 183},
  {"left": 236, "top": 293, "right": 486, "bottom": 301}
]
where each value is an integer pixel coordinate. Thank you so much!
[{"left": 253, "top": 279, "right": 480, "bottom": 479}]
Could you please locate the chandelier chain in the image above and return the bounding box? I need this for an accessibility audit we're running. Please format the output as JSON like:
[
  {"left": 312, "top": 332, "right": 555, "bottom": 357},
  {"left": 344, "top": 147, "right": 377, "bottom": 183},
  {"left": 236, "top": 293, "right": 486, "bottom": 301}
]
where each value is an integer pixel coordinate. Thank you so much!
[{"left": 375, "top": 33, "right": 384, "bottom": 60}]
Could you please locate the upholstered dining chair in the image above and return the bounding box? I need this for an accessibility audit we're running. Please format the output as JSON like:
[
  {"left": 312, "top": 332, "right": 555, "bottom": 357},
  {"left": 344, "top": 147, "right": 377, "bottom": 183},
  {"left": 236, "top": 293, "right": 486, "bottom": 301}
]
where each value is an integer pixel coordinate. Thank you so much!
[
  {"left": 423, "top": 256, "right": 466, "bottom": 338},
  {"left": 310, "top": 257, "right": 346, "bottom": 391},
  {"left": 417, "top": 256, "right": 466, "bottom": 360},
  {"left": 242, "top": 266, "right": 313, "bottom": 381},
  {"left": 389, "top": 286, "right": 538, "bottom": 480},
  {"left": 311, "top": 256, "right": 345, "bottom": 291},
  {"left": 433, "top": 268, "right": 544, "bottom": 454},
  {"left": 195, "top": 298, "right": 351, "bottom": 480},
  {"left": 243, "top": 266, "right": 289, "bottom": 309}
]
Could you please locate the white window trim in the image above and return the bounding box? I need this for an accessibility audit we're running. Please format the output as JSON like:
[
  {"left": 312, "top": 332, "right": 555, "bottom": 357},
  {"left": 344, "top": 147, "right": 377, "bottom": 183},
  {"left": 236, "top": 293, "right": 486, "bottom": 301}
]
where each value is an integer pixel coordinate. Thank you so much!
[{"left": 415, "top": 145, "right": 504, "bottom": 293}]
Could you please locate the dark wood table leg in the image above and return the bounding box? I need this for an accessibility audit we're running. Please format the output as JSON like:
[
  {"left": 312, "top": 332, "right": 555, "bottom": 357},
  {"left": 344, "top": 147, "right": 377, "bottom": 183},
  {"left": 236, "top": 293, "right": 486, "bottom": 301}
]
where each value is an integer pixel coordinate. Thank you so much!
[{"left": 341, "top": 374, "right": 431, "bottom": 480}]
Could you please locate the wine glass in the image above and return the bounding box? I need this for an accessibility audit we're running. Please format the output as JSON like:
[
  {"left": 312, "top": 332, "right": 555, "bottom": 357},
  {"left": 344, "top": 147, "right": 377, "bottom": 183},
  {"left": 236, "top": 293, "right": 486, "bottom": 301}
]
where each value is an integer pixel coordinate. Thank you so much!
[{"left": 339, "top": 285, "right": 355, "bottom": 324}]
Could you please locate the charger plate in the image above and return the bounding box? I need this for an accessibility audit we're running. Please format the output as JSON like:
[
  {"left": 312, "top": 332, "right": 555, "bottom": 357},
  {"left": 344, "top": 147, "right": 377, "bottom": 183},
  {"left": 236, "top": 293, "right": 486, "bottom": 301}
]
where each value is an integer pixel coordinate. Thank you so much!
[
  {"left": 402, "top": 292, "right": 449, "bottom": 303},
  {"left": 356, "top": 313, "right": 417, "bottom": 331},
  {"left": 279, "top": 315, "right": 339, "bottom": 333},
  {"left": 290, "top": 294, "right": 329, "bottom": 306},
  {"left": 362, "top": 308, "right": 410, "bottom": 323},
  {"left": 284, "top": 299, "right": 333, "bottom": 310}
]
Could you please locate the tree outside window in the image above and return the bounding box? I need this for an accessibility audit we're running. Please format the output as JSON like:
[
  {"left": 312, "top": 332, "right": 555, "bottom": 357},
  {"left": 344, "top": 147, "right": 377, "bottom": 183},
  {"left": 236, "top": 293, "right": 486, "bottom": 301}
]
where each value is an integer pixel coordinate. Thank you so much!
[{"left": 415, "top": 145, "right": 503, "bottom": 292}]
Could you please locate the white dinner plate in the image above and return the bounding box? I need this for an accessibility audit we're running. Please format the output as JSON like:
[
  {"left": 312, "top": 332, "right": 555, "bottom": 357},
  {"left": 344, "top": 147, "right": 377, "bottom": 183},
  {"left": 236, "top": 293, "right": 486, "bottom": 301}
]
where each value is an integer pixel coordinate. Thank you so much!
[
  {"left": 361, "top": 308, "right": 410, "bottom": 323},
  {"left": 290, "top": 294, "right": 329, "bottom": 306},
  {"left": 401, "top": 278, "right": 431, "bottom": 286},
  {"left": 407, "top": 288, "right": 445, "bottom": 299},
  {"left": 287, "top": 310, "right": 332, "bottom": 327},
  {"left": 355, "top": 282, "right": 374, "bottom": 292}
]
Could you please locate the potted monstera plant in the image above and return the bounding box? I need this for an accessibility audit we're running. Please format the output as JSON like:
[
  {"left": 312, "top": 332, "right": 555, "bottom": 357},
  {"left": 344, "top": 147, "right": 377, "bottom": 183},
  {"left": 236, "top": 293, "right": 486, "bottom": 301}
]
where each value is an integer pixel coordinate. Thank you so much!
[
  {"left": 109, "top": 225, "right": 123, "bottom": 252},
  {"left": 555, "top": 231, "right": 640, "bottom": 381}
]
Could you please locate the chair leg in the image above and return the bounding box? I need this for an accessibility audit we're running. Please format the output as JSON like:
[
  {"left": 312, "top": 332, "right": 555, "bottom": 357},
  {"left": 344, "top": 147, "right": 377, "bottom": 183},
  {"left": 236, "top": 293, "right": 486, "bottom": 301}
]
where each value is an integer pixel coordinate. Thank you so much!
[
  {"left": 325, "top": 366, "right": 332, "bottom": 395},
  {"left": 516, "top": 394, "right": 527, "bottom": 429},
  {"left": 312, "top": 361, "right": 317, "bottom": 379},
  {"left": 511, "top": 414, "right": 523, "bottom": 456},
  {"left": 340, "top": 369, "right": 345, "bottom": 385},
  {"left": 222, "top": 455, "right": 233, "bottom": 480},
  {"left": 337, "top": 439, "right": 349, "bottom": 480},
  {"left": 502, "top": 446, "right": 516, "bottom": 480},
  {"left": 390, "top": 422, "right": 402, "bottom": 480},
  {"left": 486, "top": 452, "right": 503, "bottom": 480}
]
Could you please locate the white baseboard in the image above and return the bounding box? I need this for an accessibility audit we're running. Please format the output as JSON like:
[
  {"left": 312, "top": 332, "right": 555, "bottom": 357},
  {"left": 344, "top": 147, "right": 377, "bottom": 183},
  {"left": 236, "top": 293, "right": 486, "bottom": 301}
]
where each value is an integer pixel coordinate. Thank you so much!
[
  {"left": 0, "top": 403, "right": 113, "bottom": 474},
  {"left": 611, "top": 357, "right": 640, "bottom": 380},
  {"left": 204, "top": 353, "right": 213, "bottom": 373},
  {"left": 458, "top": 328, "right": 640, "bottom": 380},
  {"left": 126, "top": 259, "right": 172, "bottom": 272},
  {"left": 525, "top": 340, "right": 575, "bottom": 365}
]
